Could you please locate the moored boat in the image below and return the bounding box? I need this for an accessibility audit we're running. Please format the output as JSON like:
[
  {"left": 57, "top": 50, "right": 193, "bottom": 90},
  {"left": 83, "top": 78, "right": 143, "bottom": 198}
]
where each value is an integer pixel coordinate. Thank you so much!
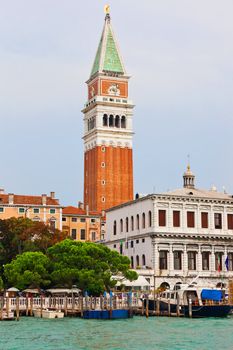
[{"left": 145, "top": 282, "right": 231, "bottom": 318}]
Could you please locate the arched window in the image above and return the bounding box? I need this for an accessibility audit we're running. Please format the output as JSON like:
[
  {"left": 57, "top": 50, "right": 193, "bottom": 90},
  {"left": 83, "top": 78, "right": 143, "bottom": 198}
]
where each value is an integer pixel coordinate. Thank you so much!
[
  {"left": 131, "top": 256, "right": 134, "bottom": 269},
  {"left": 142, "top": 213, "right": 145, "bottom": 229},
  {"left": 113, "top": 220, "right": 117, "bottom": 235},
  {"left": 136, "top": 255, "right": 140, "bottom": 267},
  {"left": 136, "top": 214, "right": 140, "bottom": 230},
  {"left": 148, "top": 211, "right": 152, "bottom": 227},
  {"left": 115, "top": 115, "right": 120, "bottom": 128},
  {"left": 126, "top": 217, "right": 129, "bottom": 232},
  {"left": 120, "top": 219, "right": 123, "bottom": 233},
  {"left": 131, "top": 216, "right": 134, "bottom": 231},
  {"left": 121, "top": 115, "right": 126, "bottom": 128},
  {"left": 109, "top": 114, "right": 114, "bottom": 127},
  {"left": 142, "top": 254, "right": 146, "bottom": 266},
  {"left": 103, "top": 114, "right": 108, "bottom": 126}
]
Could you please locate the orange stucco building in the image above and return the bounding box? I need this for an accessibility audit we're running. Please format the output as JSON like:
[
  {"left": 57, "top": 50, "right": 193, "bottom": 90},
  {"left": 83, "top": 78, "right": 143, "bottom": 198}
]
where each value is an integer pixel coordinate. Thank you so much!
[
  {"left": 0, "top": 190, "right": 62, "bottom": 230},
  {"left": 62, "top": 204, "right": 105, "bottom": 242},
  {"left": 82, "top": 11, "right": 134, "bottom": 212}
]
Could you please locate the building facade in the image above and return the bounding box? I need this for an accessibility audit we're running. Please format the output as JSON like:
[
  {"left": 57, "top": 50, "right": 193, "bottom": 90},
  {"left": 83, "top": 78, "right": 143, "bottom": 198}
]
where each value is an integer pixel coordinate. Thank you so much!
[
  {"left": 0, "top": 190, "right": 62, "bottom": 230},
  {"left": 82, "top": 9, "right": 134, "bottom": 212},
  {"left": 62, "top": 204, "right": 105, "bottom": 242},
  {"left": 105, "top": 167, "right": 233, "bottom": 289}
]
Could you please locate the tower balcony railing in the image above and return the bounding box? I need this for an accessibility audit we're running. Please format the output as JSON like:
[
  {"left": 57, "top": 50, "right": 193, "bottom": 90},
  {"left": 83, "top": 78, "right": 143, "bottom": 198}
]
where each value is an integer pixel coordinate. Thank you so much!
[{"left": 85, "top": 96, "right": 133, "bottom": 108}]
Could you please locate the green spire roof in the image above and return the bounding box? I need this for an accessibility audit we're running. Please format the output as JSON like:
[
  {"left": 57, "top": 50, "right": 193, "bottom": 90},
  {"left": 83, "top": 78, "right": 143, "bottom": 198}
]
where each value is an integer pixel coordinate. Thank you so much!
[{"left": 90, "top": 16, "right": 126, "bottom": 78}]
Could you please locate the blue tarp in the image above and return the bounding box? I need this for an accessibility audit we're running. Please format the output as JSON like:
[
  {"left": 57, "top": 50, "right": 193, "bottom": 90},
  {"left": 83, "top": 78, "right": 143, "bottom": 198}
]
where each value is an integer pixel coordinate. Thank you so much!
[{"left": 201, "top": 289, "right": 223, "bottom": 301}]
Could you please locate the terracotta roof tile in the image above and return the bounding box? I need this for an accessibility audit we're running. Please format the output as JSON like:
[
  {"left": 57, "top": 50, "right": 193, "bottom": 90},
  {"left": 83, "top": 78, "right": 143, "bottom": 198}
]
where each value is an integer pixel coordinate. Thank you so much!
[
  {"left": 62, "top": 206, "right": 101, "bottom": 216},
  {"left": 0, "top": 194, "right": 60, "bottom": 206}
]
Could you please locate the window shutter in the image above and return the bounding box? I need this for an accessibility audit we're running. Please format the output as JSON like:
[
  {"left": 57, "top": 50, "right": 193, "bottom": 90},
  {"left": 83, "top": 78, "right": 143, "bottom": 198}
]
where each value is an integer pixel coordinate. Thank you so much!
[
  {"left": 173, "top": 211, "right": 180, "bottom": 227},
  {"left": 187, "top": 211, "right": 195, "bottom": 228},
  {"left": 201, "top": 212, "right": 208, "bottom": 228},
  {"left": 159, "top": 210, "right": 166, "bottom": 226},
  {"left": 228, "top": 214, "right": 233, "bottom": 230}
]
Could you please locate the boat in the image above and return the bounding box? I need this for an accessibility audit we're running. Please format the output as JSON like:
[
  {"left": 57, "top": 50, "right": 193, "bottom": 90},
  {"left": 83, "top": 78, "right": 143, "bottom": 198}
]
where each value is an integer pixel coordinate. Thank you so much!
[
  {"left": 33, "top": 309, "right": 64, "bottom": 319},
  {"left": 145, "top": 282, "right": 231, "bottom": 318}
]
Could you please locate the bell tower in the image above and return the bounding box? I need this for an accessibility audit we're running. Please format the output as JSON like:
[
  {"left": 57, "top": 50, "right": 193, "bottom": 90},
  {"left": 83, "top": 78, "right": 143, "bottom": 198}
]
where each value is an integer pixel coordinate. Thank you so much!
[{"left": 82, "top": 7, "right": 134, "bottom": 212}]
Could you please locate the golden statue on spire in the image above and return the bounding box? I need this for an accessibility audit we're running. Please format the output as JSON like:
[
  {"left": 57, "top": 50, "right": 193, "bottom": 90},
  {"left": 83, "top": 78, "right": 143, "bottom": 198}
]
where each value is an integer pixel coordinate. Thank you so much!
[{"left": 104, "top": 4, "right": 110, "bottom": 14}]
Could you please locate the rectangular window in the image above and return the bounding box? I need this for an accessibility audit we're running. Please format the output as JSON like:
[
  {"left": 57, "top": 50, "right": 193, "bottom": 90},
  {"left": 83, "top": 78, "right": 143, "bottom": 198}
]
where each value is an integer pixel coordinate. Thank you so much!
[
  {"left": 18, "top": 208, "right": 25, "bottom": 214},
  {"left": 158, "top": 210, "right": 166, "bottom": 227},
  {"left": 62, "top": 217, "right": 66, "bottom": 222},
  {"left": 50, "top": 208, "right": 56, "bottom": 214},
  {"left": 91, "top": 218, "right": 95, "bottom": 223},
  {"left": 72, "top": 217, "right": 77, "bottom": 222},
  {"left": 159, "top": 251, "right": 167, "bottom": 270},
  {"left": 33, "top": 208, "right": 40, "bottom": 214},
  {"left": 91, "top": 231, "right": 96, "bottom": 241},
  {"left": 80, "top": 229, "right": 86, "bottom": 240},
  {"left": 201, "top": 212, "right": 208, "bottom": 228},
  {"left": 142, "top": 238, "right": 145, "bottom": 243},
  {"left": 202, "top": 252, "right": 210, "bottom": 270},
  {"left": 71, "top": 229, "right": 76, "bottom": 240},
  {"left": 174, "top": 251, "right": 182, "bottom": 270},
  {"left": 50, "top": 220, "right": 56, "bottom": 230},
  {"left": 0, "top": 207, "right": 4, "bottom": 213},
  {"left": 214, "top": 213, "right": 222, "bottom": 229},
  {"left": 187, "top": 211, "right": 195, "bottom": 228},
  {"left": 188, "top": 251, "right": 196, "bottom": 270},
  {"left": 227, "top": 214, "right": 233, "bottom": 230},
  {"left": 80, "top": 218, "right": 85, "bottom": 223},
  {"left": 130, "top": 240, "right": 134, "bottom": 248},
  {"left": 173, "top": 211, "right": 180, "bottom": 227},
  {"left": 136, "top": 239, "right": 139, "bottom": 244}
]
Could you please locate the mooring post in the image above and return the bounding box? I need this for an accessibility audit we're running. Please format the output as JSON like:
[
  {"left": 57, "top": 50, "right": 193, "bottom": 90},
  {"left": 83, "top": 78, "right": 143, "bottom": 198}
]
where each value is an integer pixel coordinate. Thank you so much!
[
  {"left": 30, "top": 296, "right": 33, "bottom": 316},
  {"left": 26, "top": 296, "right": 29, "bottom": 316},
  {"left": 176, "top": 294, "right": 180, "bottom": 317},
  {"left": 156, "top": 297, "right": 160, "bottom": 316},
  {"left": 0, "top": 296, "right": 3, "bottom": 320},
  {"left": 146, "top": 296, "right": 149, "bottom": 318},
  {"left": 40, "top": 296, "right": 43, "bottom": 318},
  {"left": 6, "top": 297, "right": 9, "bottom": 317},
  {"left": 16, "top": 296, "right": 20, "bottom": 321},
  {"left": 189, "top": 298, "right": 192, "bottom": 318},
  {"left": 64, "top": 296, "right": 67, "bottom": 316},
  {"left": 168, "top": 299, "right": 171, "bottom": 316}
]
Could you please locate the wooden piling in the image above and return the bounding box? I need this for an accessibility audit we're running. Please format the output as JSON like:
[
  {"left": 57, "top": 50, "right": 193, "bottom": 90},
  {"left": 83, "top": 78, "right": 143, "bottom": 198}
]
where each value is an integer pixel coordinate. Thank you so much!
[
  {"left": 80, "top": 296, "right": 83, "bottom": 317},
  {"left": 64, "top": 296, "right": 67, "bottom": 316},
  {"left": 30, "top": 296, "right": 33, "bottom": 316},
  {"left": 16, "top": 296, "right": 20, "bottom": 321},
  {"left": 0, "top": 296, "right": 4, "bottom": 320},
  {"left": 26, "top": 296, "right": 29, "bottom": 316},
  {"left": 6, "top": 296, "right": 9, "bottom": 317},
  {"left": 188, "top": 299, "right": 192, "bottom": 318},
  {"left": 145, "top": 297, "right": 149, "bottom": 318},
  {"left": 40, "top": 296, "right": 43, "bottom": 318},
  {"left": 168, "top": 299, "right": 171, "bottom": 316},
  {"left": 156, "top": 298, "right": 160, "bottom": 316},
  {"left": 176, "top": 294, "right": 180, "bottom": 317}
]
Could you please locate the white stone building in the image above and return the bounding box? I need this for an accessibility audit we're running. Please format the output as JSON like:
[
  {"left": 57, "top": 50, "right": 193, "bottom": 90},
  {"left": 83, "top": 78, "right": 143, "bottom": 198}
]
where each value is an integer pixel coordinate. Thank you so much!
[{"left": 105, "top": 166, "right": 233, "bottom": 289}]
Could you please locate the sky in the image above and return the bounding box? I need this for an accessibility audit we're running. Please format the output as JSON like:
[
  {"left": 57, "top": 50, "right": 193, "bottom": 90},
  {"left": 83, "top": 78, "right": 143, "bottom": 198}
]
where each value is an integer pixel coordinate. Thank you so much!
[{"left": 1, "top": 0, "right": 233, "bottom": 206}]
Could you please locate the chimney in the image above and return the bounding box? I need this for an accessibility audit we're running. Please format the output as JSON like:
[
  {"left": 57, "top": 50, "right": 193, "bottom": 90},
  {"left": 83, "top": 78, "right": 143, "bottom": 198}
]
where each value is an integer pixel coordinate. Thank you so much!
[
  {"left": 78, "top": 201, "right": 84, "bottom": 210},
  {"left": 0, "top": 189, "right": 4, "bottom": 194},
  {"left": 50, "top": 191, "right": 55, "bottom": 199},
  {"left": 86, "top": 204, "right": 89, "bottom": 216},
  {"left": 42, "top": 194, "right": 47, "bottom": 205},
  {"left": 8, "top": 193, "right": 14, "bottom": 205}
]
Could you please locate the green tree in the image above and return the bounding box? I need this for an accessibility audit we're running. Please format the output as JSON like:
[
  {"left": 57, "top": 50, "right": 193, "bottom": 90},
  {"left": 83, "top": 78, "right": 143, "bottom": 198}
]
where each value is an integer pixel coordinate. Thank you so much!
[
  {"left": 0, "top": 276, "right": 3, "bottom": 291},
  {"left": 4, "top": 251, "right": 51, "bottom": 290},
  {"left": 48, "top": 239, "right": 138, "bottom": 295}
]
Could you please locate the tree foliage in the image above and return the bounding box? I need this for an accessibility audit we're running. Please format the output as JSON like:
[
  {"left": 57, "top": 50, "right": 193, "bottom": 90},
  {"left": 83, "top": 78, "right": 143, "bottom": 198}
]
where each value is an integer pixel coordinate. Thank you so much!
[
  {"left": 4, "top": 251, "right": 51, "bottom": 290},
  {"left": 47, "top": 239, "right": 138, "bottom": 295},
  {"left": 0, "top": 217, "right": 68, "bottom": 267}
]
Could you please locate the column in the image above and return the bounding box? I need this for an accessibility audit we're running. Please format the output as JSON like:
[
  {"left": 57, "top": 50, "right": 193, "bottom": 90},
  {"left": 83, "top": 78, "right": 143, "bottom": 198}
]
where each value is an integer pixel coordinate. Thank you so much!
[
  {"left": 169, "top": 244, "right": 173, "bottom": 275},
  {"left": 197, "top": 245, "right": 202, "bottom": 273},
  {"left": 210, "top": 246, "right": 215, "bottom": 272},
  {"left": 183, "top": 245, "right": 188, "bottom": 275}
]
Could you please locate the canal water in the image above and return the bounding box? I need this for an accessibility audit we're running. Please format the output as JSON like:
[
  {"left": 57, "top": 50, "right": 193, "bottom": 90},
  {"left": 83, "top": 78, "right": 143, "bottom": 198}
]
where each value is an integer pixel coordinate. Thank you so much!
[{"left": 0, "top": 316, "right": 233, "bottom": 350}]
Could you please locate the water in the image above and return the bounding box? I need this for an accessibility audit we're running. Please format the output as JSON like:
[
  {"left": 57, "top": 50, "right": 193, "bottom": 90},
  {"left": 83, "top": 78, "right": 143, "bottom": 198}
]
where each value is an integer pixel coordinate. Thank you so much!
[{"left": 0, "top": 316, "right": 233, "bottom": 350}]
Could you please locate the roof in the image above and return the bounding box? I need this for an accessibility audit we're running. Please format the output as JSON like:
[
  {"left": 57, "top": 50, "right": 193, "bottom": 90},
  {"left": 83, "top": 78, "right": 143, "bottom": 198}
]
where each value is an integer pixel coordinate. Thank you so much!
[
  {"left": 0, "top": 194, "right": 59, "bottom": 206},
  {"left": 90, "top": 14, "right": 126, "bottom": 78},
  {"left": 164, "top": 187, "right": 233, "bottom": 200},
  {"left": 62, "top": 206, "right": 101, "bottom": 217}
]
